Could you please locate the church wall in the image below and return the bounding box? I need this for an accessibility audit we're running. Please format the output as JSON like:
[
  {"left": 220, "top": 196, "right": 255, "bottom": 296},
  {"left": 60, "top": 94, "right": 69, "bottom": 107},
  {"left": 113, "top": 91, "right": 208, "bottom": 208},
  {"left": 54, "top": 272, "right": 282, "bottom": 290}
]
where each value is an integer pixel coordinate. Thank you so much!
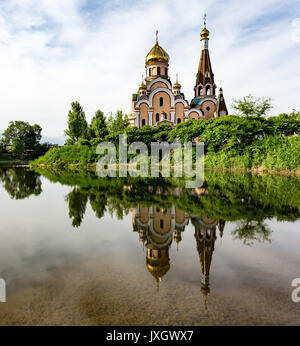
[
  {"left": 175, "top": 209, "right": 186, "bottom": 224},
  {"left": 175, "top": 103, "right": 184, "bottom": 123},
  {"left": 153, "top": 209, "right": 172, "bottom": 235},
  {"left": 139, "top": 206, "right": 150, "bottom": 224},
  {"left": 152, "top": 91, "right": 171, "bottom": 121},
  {"left": 201, "top": 100, "right": 216, "bottom": 119},
  {"left": 139, "top": 103, "right": 149, "bottom": 127},
  {"left": 150, "top": 81, "right": 169, "bottom": 91},
  {"left": 188, "top": 111, "right": 201, "bottom": 120}
]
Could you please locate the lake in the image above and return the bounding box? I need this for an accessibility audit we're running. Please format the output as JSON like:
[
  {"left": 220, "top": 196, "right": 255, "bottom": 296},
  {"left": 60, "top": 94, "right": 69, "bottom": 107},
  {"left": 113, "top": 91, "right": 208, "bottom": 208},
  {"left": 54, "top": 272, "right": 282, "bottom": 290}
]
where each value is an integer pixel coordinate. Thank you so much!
[{"left": 0, "top": 167, "right": 299, "bottom": 325}]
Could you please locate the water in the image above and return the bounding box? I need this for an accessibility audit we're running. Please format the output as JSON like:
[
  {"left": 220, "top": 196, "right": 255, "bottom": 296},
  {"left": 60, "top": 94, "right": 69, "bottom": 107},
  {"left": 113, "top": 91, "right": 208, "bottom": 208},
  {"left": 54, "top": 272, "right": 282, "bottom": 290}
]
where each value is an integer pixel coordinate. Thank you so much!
[{"left": 0, "top": 167, "right": 299, "bottom": 325}]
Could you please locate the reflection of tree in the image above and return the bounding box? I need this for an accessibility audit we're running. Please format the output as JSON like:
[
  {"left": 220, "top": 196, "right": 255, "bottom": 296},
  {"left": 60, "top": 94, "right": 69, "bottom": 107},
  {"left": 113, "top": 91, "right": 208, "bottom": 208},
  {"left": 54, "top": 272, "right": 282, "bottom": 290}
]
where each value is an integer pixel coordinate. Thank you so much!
[
  {"left": 231, "top": 220, "right": 272, "bottom": 246},
  {"left": 89, "top": 193, "right": 107, "bottom": 219},
  {"left": 65, "top": 187, "right": 88, "bottom": 228},
  {"left": 0, "top": 168, "right": 42, "bottom": 199}
]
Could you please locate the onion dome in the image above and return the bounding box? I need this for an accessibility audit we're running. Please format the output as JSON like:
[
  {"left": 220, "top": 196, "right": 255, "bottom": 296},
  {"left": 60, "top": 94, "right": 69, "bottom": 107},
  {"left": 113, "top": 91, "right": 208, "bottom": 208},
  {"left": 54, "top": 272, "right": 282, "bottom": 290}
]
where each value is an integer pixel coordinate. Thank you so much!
[
  {"left": 139, "top": 81, "right": 146, "bottom": 89},
  {"left": 145, "top": 30, "right": 169, "bottom": 65},
  {"left": 200, "top": 13, "right": 210, "bottom": 40},
  {"left": 173, "top": 74, "right": 181, "bottom": 89}
]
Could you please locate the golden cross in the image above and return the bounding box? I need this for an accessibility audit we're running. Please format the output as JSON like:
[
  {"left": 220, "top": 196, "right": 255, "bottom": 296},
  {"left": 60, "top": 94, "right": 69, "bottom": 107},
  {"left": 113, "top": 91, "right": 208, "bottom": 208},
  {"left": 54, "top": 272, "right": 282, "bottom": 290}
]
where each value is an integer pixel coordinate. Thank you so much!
[
  {"left": 204, "top": 13, "right": 207, "bottom": 27},
  {"left": 156, "top": 30, "right": 158, "bottom": 43}
]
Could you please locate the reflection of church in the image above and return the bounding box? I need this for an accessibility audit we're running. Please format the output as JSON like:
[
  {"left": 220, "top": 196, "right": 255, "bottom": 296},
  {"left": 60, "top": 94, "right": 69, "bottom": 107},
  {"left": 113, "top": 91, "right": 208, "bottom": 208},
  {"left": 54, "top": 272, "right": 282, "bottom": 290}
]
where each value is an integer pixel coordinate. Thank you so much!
[{"left": 132, "top": 204, "right": 225, "bottom": 306}]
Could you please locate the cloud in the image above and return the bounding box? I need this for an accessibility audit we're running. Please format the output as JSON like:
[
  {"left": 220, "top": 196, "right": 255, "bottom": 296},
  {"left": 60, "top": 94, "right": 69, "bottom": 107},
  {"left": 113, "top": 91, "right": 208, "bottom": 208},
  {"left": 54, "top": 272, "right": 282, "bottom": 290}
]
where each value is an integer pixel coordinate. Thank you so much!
[
  {"left": 0, "top": 0, "right": 299, "bottom": 142},
  {"left": 292, "top": 18, "right": 300, "bottom": 43}
]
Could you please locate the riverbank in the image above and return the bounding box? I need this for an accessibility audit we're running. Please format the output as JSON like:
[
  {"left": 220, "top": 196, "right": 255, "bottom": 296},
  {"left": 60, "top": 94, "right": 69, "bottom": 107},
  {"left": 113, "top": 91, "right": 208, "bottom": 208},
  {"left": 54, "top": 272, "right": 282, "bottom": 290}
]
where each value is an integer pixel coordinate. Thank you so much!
[{"left": 30, "top": 114, "right": 300, "bottom": 173}]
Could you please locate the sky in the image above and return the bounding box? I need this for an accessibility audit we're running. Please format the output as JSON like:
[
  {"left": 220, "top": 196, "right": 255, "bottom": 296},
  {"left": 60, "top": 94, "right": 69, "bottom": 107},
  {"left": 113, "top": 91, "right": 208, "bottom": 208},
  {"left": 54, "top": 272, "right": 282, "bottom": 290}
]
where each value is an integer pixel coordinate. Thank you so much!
[{"left": 0, "top": 0, "right": 299, "bottom": 144}]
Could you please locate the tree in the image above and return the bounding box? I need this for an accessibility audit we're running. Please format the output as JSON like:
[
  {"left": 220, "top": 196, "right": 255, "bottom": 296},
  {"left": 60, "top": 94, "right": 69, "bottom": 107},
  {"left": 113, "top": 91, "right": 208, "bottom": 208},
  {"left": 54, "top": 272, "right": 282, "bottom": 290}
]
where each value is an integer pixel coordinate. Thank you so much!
[
  {"left": 65, "top": 101, "right": 88, "bottom": 144},
  {"left": 11, "top": 138, "right": 25, "bottom": 158},
  {"left": 110, "top": 110, "right": 129, "bottom": 133},
  {"left": 2, "top": 121, "right": 42, "bottom": 157},
  {"left": 232, "top": 94, "right": 273, "bottom": 117},
  {"left": 90, "top": 109, "right": 108, "bottom": 139},
  {"left": 65, "top": 187, "right": 88, "bottom": 228}
]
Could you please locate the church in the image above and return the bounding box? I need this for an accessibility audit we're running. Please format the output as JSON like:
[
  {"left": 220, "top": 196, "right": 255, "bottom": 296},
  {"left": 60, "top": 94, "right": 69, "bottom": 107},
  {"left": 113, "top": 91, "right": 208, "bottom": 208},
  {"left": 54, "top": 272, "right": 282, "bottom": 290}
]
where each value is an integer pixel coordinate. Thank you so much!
[{"left": 128, "top": 15, "right": 228, "bottom": 128}]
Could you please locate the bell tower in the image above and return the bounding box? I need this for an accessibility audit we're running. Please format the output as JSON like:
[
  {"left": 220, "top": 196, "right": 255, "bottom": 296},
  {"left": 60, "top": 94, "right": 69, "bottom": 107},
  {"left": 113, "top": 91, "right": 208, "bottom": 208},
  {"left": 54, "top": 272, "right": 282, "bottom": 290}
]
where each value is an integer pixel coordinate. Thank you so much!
[{"left": 191, "top": 14, "right": 228, "bottom": 119}]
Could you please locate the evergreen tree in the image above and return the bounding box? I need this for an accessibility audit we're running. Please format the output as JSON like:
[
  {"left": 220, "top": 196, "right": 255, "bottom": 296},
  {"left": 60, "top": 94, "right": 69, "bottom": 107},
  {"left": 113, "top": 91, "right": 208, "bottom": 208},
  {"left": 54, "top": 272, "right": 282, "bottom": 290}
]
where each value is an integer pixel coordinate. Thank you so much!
[
  {"left": 65, "top": 101, "right": 88, "bottom": 144},
  {"left": 90, "top": 109, "right": 108, "bottom": 139}
]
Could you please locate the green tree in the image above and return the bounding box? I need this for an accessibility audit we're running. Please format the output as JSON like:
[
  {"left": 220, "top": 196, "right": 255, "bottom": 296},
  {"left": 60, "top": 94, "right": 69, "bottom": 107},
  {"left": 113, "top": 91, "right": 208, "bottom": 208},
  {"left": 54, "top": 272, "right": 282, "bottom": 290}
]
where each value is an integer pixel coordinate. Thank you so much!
[
  {"left": 65, "top": 187, "right": 88, "bottom": 227},
  {"left": 110, "top": 110, "right": 129, "bottom": 133},
  {"left": 232, "top": 94, "right": 273, "bottom": 117},
  {"left": 2, "top": 121, "right": 42, "bottom": 150},
  {"left": 11, "top": 138, "right": 25, "bottom": 158},
  {"left": 90, "top": 109, "right": 108, "bottom": 139},
  {"left": 65, "top": 101, "right": 88, "bottom": 144}
]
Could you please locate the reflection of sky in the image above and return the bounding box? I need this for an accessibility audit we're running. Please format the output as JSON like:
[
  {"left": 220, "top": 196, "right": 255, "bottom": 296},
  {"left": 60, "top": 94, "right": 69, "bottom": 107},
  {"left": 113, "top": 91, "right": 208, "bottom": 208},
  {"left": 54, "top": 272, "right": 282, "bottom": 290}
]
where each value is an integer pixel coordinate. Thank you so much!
[{"left": 0, "top": 177, "right": 299, "bottom": 324}]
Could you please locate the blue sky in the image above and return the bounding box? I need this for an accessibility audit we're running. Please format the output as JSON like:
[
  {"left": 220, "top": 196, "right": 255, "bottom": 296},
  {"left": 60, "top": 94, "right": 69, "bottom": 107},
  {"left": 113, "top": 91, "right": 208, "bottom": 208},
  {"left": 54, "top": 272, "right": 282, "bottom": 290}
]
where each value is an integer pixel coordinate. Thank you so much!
[{"left": 0, "top": 0, "right": 299, "bottom": 143}]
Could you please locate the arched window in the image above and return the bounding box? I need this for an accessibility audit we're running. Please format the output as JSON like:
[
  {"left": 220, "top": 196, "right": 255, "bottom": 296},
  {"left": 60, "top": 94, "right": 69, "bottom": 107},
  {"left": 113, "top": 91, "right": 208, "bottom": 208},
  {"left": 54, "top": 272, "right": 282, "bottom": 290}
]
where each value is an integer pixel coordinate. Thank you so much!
[
  {"left": 164, "top": 113, "right": 167, "bottom": 120},
  {"left": 160, "top": 219, "right": 164, "bottom": 229},
  {"left": 157, "top": 66, "right": 161, "bottom": 75},
  {"left": 206, "top": 85, "right": 211, "bottom": 95},
  {"left": 159, "top": 97, "right": 164, "bottom": 106},
  {"left": 149, "top": 68, "right": 152, "bottom": 76},
  {"left": 156, "top": 113, "right": 160, "bottom": 122},
  {"left": 198, "top": 86, "right": 203, "bottom": 96},
  {"left": 165, "top": 68, "right": 168, "bottom": 75},
  {"left": 141, "top": 119, "right": 146, "bottom": 127},
  {"left": 177, "top": 118, "right": 181, "bottom": 124}
]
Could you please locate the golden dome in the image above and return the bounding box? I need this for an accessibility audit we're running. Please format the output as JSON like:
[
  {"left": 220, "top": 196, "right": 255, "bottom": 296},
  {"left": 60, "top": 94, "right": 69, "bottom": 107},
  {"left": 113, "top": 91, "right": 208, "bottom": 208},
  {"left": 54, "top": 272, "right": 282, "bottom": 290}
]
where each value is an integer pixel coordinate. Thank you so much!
[
  {"left": 145, "top": 31, "right": 169, "bottom": 65},
  {"left": 173, "top": 74, "right": 181, "bottom": 89},
  {"left": 201, "top": 13, "right": 210, "bottom": 40},
  {"left": 146, "top": 262, "right": 170, "bottom": 281},
  {"left": 139, "top": 81, "right": 146, "bottom": 89},
  {"left": 200, "top": 26, "right": 209, "bottom": 40}
]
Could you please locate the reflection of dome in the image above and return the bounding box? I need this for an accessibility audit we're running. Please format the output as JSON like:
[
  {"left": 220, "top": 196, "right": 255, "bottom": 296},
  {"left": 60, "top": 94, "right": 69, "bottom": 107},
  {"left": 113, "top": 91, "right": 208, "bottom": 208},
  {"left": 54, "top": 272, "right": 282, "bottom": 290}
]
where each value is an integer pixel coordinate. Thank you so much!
[
  {"left": 145, "top": 39, "right": 169, "bottom": 65},
  {"left": 146, "top": 261, "right": 170, "bottom": 282}
]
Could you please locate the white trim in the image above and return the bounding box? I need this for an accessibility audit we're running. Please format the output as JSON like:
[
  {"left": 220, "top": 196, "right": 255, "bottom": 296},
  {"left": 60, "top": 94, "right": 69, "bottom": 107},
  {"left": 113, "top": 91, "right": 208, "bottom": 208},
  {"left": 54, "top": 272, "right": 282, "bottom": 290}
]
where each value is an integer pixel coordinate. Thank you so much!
[
  {"left": 136, "top": 112, "right": 140, "bottom": 128},
  {"left": 147, "top": 77, "right": 172, "bottom": 91},
  {"left": 197, "top": 97, "right": 217, "bottom": 105},
  {"left": 149, "top": 87, "right": 175, "bottom": 107},
  {"left": 149, "top": 111, "right": 153, "bottom": 126},
  {"left": 186, "top": 109, "right": 204, "bottom": 117},
  {"left": 135, "top": 99, "right": 150, "bottom": 108},
  {"left": 174, "top": 99, "right": 188, "bottom": 107}
]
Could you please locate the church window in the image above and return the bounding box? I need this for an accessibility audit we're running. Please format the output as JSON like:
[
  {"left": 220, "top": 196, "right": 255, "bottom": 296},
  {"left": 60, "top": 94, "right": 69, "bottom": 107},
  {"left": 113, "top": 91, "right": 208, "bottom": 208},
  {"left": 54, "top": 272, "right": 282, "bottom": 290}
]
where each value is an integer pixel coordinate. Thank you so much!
[
  {"left": 157, "top": 66, "right": 161, "bottom": 75},
  {"left": 156, "top": 113, "right": 160, "bottom": 122},
  {"left": 141, "top": 119, "right": 146, "bottom": 127},
  {"left": 206, "top": 85, "right": 211, "bottom": 95},
  {"left": 160, "top": 219, "right": 164, "bottom": 229},
  {"left": 164, "top": 113, "right": 167, "bottom": 120},
  {"left": 165, "top": 67, "right": 168, "bottom": 75},
  {"left": 206, "top": 106, "right": 211, "bottom": 111},
  {"left": 205, "top": 72, "right": 210, "bottom": 78},
  {"left": 149, "top": 68, "right": 152, "bottom": 76},
  {"left": 159, "top": 97, "right": 164, "bottom": 106},
  {"left": 198, "top": 86, "right": 203, "bottom": 96},
  {"left": 177, "top": 118, "right": 181, "bottom": 124}
]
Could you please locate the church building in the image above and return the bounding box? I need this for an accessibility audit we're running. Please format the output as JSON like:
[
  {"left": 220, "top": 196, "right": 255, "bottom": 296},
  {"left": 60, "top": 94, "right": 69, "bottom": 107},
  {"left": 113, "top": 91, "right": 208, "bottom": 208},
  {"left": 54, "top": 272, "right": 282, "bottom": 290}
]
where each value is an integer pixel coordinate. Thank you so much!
[{"left": 128, "top": 15, "right": 228, "bottom": 128}]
